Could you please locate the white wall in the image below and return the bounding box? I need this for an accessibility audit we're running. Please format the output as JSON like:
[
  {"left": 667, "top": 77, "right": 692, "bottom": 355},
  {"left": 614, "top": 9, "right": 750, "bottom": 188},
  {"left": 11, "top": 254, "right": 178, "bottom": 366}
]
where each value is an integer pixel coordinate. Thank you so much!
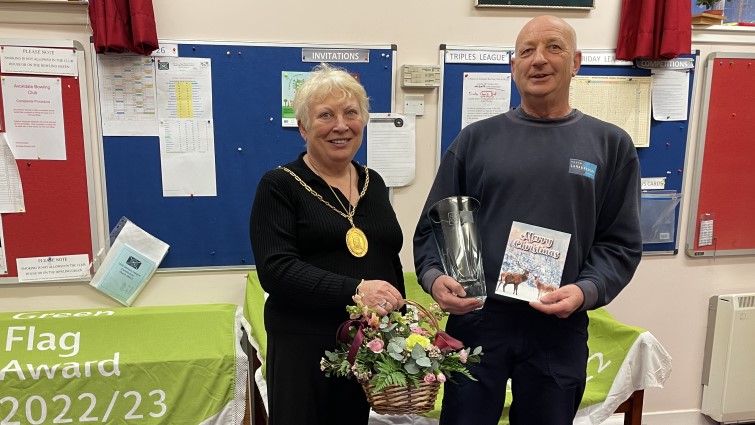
[{"left": 2, "top": 1, "right": 755, "bottom": 421}]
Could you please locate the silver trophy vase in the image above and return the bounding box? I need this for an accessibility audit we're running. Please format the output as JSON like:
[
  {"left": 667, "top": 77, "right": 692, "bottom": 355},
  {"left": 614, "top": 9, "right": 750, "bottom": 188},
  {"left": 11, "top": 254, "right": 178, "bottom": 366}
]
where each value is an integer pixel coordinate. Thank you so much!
[{"left": 428, "top": 196, "right": 487, "bottom": 302}]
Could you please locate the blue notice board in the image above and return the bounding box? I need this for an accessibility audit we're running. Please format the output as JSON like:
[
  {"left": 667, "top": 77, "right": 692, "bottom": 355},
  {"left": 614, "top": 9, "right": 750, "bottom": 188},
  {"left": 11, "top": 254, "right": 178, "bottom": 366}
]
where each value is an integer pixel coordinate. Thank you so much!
[
  {"left": 437, "top": 45, "right": 697, "bottom": 255},
  {"left": 99, "top": 42, "right": 396, "bottom": 269}
]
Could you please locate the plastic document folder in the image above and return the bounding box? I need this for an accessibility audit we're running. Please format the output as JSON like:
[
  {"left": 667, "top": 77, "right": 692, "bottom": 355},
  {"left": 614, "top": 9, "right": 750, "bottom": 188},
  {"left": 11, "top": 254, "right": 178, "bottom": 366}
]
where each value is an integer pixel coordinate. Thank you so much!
[{"left": 640, "top": 191, "right": 682, "bottom": 244}]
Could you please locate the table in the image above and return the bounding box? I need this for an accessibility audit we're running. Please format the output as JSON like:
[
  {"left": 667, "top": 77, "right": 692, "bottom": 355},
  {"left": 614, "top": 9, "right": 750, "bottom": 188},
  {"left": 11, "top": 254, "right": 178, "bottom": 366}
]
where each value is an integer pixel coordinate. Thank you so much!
[
  {"left": 244, "top": 272, "right": 672, "bottom": 425},
  {"left": 1, "top": 303, "right": 249, "bottom": 425}
]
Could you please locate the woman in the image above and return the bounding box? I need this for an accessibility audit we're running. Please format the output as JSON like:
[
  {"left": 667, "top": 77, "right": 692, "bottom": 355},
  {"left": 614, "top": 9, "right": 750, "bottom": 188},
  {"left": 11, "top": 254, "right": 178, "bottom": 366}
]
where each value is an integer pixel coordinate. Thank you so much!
[{"left": 249, "top": 63, "right": 405, "bottom": 425}]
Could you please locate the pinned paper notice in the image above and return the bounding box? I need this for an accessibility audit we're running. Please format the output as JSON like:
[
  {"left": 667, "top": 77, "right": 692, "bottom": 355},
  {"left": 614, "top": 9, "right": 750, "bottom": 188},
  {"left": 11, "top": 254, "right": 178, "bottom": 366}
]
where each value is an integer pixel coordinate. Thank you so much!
[
  {"left": 1, "top": 75, "right": 67, "bottom": 160},
  {"left": 651, "top": 69, "right": 689, "bottom": 122},
  {"left": 461, "top": 72, "right": 511, "bottom": 129},
  {"left": 16, "top": 254, "right": 91, "bottom": 282},
  {"left": 0, "top": 218, "right": 7, "bottom": 275},
  {"left": 367, "top": 113, "right": 415, "bottom": 187},
  {"left": 0, "top": 133, "right": 26, "bottom": 213},
  {"left": 699, "top": 215, "right": 714, "bottom": 247}
]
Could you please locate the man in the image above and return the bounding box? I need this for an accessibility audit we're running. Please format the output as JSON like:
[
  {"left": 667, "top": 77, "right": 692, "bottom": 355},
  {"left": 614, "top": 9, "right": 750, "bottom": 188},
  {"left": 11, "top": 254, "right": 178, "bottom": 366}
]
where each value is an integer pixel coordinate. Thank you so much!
[{"left": 413, "top": 15, "right": 642, "bottom": 425}]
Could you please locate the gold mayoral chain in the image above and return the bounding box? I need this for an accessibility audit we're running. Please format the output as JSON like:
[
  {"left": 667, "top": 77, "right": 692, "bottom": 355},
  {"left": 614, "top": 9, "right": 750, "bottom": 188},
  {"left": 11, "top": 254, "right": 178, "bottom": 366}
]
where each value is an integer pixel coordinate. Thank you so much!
[{"left": 278, "top": 162, "right": 370, "bottom": 258}]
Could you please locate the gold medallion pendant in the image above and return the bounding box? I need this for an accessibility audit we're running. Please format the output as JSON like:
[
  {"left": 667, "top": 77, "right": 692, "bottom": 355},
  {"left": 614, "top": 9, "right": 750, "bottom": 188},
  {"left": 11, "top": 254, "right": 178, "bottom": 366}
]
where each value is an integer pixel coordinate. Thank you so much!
[
  {"left": 346, "top": 227, "right": 368, "bottom": 258},
  {"left": 280, "top": 160, "right": 371, "bottom": 259}
]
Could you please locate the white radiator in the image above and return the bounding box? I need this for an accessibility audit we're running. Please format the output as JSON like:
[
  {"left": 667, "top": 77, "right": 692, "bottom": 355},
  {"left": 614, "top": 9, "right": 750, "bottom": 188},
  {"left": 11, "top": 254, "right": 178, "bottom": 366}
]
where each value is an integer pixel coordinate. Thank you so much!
[{"left": 702, "top": 294, "right": 755, "bottom": 424}]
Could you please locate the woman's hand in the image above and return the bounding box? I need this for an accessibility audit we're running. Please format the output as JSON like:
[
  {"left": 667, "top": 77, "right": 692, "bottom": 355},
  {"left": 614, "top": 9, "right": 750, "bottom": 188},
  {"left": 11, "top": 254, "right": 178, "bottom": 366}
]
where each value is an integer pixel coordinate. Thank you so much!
[{"left": 357, "top": 279, "right": 404, "bottom": 315}]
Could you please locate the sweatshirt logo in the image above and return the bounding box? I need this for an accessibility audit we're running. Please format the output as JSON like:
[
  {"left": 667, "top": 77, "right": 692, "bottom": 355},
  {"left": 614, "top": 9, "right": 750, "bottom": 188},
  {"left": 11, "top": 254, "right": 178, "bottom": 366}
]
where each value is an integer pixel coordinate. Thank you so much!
[{"left": 569, "top": 159, "right": 597, "bottom": 180}]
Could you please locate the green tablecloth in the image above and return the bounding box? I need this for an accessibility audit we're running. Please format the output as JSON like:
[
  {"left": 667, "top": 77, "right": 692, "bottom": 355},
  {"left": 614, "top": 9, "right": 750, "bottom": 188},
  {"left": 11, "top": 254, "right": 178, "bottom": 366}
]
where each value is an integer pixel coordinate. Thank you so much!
[
  {"left": 244, "top": 272, "right": 671, "bottom": 424},
  {"left": 1, "top": 303, "right": 248, "bottom": 425}
]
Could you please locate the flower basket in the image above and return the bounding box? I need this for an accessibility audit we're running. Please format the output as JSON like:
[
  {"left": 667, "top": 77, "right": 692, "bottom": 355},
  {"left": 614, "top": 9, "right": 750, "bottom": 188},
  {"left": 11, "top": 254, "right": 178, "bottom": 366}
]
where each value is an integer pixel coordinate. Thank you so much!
[
  {"left": 321, "top": 298, "right": 483, "bottom": 416},
  {"left": 361, "top": 379, "right": 440, "bottom": 415},
  {"left": 362, "top": 299, "right": 443, "bottom": 415}
]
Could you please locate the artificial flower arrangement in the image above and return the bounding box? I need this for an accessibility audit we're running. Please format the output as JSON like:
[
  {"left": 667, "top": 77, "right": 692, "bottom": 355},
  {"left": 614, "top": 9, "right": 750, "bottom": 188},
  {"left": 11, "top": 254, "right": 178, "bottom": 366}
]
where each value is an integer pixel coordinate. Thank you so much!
[{"left": 320, "top": 294, "right": 482, "bottom": 414}]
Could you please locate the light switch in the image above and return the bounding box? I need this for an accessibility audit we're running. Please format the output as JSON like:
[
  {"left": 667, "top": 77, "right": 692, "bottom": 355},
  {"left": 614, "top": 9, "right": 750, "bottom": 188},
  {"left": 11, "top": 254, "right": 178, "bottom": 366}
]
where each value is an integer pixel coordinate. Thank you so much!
[{"left": 404, "top": 94, "right": 425, "bottom": 116}]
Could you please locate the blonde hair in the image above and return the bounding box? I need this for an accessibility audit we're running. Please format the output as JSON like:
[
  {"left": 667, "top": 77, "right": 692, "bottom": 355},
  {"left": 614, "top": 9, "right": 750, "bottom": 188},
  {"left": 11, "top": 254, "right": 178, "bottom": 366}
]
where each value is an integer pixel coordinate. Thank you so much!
[{"left": 293, "top": 63, "right": 370, "bottom": 130}]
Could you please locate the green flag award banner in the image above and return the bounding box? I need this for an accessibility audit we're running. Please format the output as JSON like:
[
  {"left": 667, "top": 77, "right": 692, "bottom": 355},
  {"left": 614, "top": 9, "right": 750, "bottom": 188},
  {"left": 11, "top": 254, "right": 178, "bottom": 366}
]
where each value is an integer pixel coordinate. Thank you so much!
[{"left": 0, "top": 303, "right": 248, "bottom": 425}]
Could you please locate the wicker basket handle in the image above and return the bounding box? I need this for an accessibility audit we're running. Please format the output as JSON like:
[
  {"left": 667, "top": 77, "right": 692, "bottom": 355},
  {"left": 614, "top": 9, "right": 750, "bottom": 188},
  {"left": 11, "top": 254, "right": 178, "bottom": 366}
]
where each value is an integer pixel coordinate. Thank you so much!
[
  {"left": 403, "top": 299, "right": 467, "bottom": 351},
  {"left": 402, "top": 299, "right": 440, "bottom": 332}
]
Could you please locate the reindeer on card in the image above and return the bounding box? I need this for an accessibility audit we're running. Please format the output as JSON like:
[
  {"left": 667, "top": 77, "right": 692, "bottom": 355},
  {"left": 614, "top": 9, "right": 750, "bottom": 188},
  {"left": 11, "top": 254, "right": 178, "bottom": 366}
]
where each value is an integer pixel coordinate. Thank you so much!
[
  {"left": 500, "top": 269, "right": 530, "bottom": 295},
  {"left": 534, "top": 275, "right": 557, "bottom": 300}
]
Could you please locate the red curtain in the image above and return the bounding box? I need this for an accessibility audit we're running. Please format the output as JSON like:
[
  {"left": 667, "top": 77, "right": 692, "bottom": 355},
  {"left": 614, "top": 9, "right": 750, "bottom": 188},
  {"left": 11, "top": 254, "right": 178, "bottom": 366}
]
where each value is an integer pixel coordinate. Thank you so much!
[
  {"left": 616, "top": 0, "right": 691, "bottom": 61},
  {"left": 89, "top": 0, "right": 159, "bottom": 56}
]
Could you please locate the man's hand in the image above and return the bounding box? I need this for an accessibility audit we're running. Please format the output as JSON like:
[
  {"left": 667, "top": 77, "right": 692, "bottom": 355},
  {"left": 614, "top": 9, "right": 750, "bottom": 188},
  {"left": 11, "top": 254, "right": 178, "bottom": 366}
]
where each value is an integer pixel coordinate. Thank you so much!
[
  {"left": 529, "top": 284, "right": 584, "bottom": 318},
  {"left": 431, "top": 275, "right": 485, "bottom": 315}
]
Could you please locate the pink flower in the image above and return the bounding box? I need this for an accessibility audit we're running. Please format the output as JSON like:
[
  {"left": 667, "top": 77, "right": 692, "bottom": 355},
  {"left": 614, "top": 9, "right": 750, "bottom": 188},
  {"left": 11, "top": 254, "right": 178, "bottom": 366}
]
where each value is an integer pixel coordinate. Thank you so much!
[
  {"left": 367, "top": 338, "right": 384, "bottom": 353},
  {"left": 437, "top": 373, "right": 446, "bottom": 383},
  {"left": 424, "top": 373, "right": 437, "bottom": 383},
  {"left": 410, "top": 326, "right": 429, "bottom": 336},
  {"left": 459, "top": 350, "right": 468, "bottom": 364}
]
